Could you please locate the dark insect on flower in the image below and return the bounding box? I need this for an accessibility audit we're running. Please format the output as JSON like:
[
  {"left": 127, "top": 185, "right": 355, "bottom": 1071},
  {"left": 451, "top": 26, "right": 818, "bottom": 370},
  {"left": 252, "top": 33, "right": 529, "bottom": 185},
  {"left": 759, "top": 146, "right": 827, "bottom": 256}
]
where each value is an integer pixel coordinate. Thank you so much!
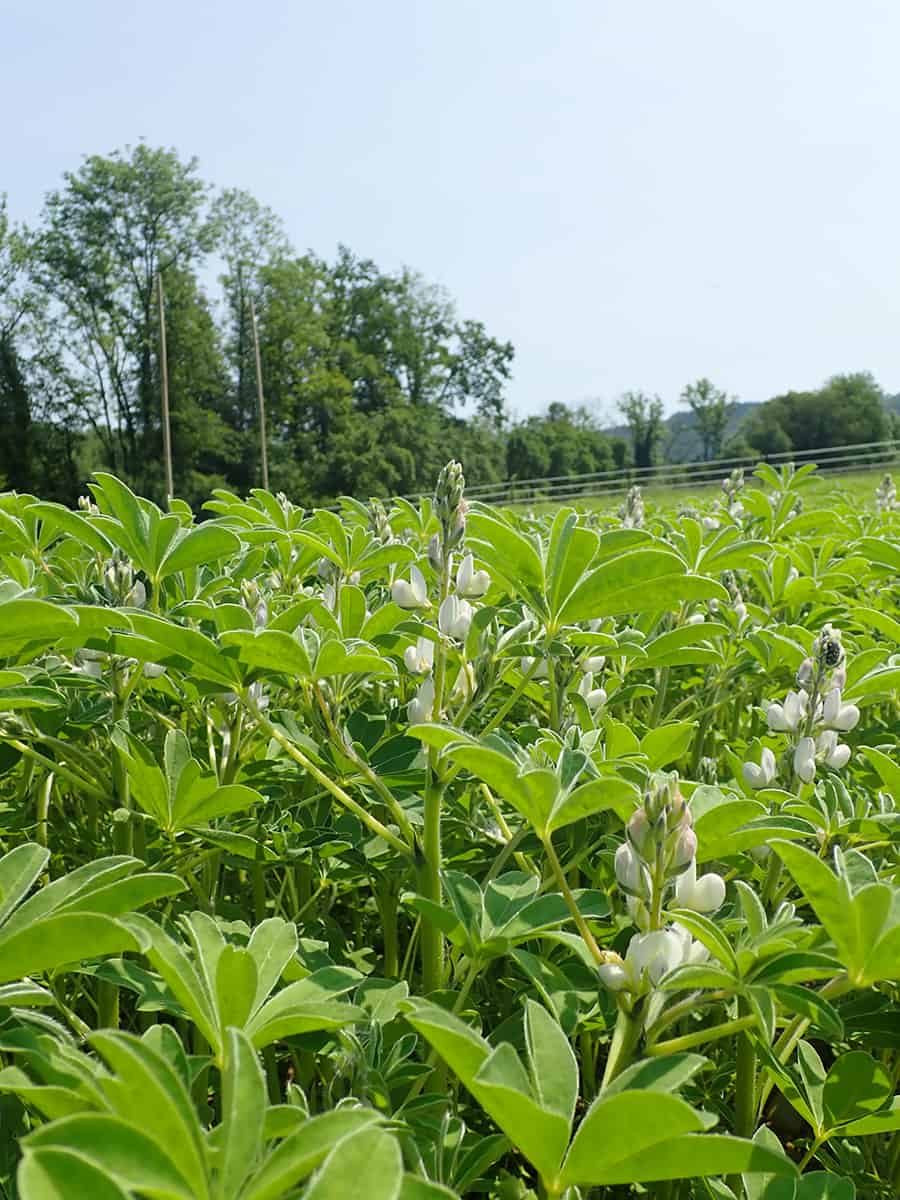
[{"left": 823, "top": 639, "right": 842, "bottom": 667}]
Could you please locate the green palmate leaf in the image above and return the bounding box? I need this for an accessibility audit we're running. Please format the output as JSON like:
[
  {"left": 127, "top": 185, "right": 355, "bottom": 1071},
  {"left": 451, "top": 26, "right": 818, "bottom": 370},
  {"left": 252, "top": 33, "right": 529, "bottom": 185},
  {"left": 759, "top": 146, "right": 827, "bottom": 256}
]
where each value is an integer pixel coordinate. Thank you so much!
[
  {"left": 859, "top": 745, "right": 900, "bottom": 802},
  {"left": 0, "top": 844, "right": 50, "bottom": 927},
  {"left": 770, "top": 841, "right": 854, "bottom": 963},
  {"left": 218, "top": 1028, "right": 266, "bottom": 1199},
  {"left": 27, "top": 501, "right": 116, "bottom": 557},
  {"left": 158, "top": 523, "right": 241, "bottom": 578},
  {"left": 641, "top": 721, "right": 697, "bottom": 769},
  {"left": 126, "top": 612, "right": 240, "bottom": 686},
  {"left": 473, "top": 1043, "right": 571, "bottom": 1183},
  {"left": 243, "top": 1111, "right": 384, "bottom": 1200},
  {"left": 0, "top": 686, "right": 65, "bottom": 710},
  {"left": 304, "top": 1126, "right": 404, "bottom": 1200},
  {"left": 19, "top": 1149, "right": 132, "bottom": 1200},
  {"left": 558, "top": 546, "right": 728, "bottom": 623},
  {"left": 24, "top": 1113, "right": 194, "bottom": 1198},
  {"left": 643, "top": 624, "right": 727, "bottom": 668},
  {"left": 561, "top": 1091, "right": 709, "bottom": 1186},
  {"left": 0, "top": 598, "right": 78, "bottom": 657},
  {"left": 822, "top": 1051, "right": 893, "bottom": 1129},
  {"left": 0, "top": 914, "right": 140, "bottom": 984},
  {"left": 666, "top": 910, "right": 738, "bottom": 975},
  {"left": 219, "top": 628, "right": 312, "bottom": 680},
  {"left": 772, "top": 985, "right": 844, "bottom": 1040},
  {"left": 523, "top": 1000, "right": 577, "bottom": 1123},
  {"left": 583, "top": 1133, "right": 796, "bottom": 1187},
  {"left": 89, "top": 1032, "right": 208, "bottom": 1200},
  {"left": 840, "top": 1095, "right": 900, "bottom": 1136},
  {"left": 216, "top": 946, "right": 259, "bottom": 1031},
  {"left": 90, "top": 473, "right": 151, "bottom": 563},
  {"left": 465, "top": 509, "right": 546, "bottom": 612},
  {"left": 602, "top": 1054, "right": 708, "bottom": 1096},
  {"left": 795, "top": 1173, "right": 856, "bottom": 1199}
]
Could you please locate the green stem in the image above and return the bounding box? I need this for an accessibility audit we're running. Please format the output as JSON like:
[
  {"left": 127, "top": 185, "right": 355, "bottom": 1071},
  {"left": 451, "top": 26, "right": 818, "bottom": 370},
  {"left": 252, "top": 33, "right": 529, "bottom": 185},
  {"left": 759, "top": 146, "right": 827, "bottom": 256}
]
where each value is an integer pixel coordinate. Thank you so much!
[
  {"left": 601, "top": 1005, "right": 644, "bottom": 1088},
  {"left": 541, "top": 834, "right": 607, "bottom": 969},
  {"left": 646, "top": 1014, "right": 757, "bottom": 1057},
  {"left": 5, "top": 739, "right": 105, "bottom": 800},
  {"left": 728, "top": 1001, "right": 757, "bottom": 1198},
  {"left": 251, "top": 705, "right": 410, "bottom": 856},
  {"left": 420, "top": 558, "right": 451, "bottom": 995}
]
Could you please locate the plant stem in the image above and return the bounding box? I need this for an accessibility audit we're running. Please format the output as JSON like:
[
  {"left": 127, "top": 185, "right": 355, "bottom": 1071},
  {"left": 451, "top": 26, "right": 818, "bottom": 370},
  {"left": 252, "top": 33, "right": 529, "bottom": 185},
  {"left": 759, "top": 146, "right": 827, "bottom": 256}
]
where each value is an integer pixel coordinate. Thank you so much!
[
  {"left": 727, "top": 1000, "right": 757, "bottom": 1198},
  {"left": 541, "top": 833, "right": 606, "bottom": 969},
  {"left": 420, "top": 556, "right": 452, "bottom": 995},
  {"left": 646, "top": 1014, "right": 757, "bottom": 1057},
  {"left": 601, "top": 1005, "right": 644, "bottom": 1088},
  {"left": 250, "top": 705, "right": 410, "bottom": 856}
]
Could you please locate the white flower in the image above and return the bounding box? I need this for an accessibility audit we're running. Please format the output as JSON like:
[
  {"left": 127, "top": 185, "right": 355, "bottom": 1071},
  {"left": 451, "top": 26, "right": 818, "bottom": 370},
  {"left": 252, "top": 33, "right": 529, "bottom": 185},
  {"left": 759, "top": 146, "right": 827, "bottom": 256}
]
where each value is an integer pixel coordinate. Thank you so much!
[
  {"left": 793, "top": 735, "right": 817, "bottom": 783},
  {"left": 600, "top": 924, "right": 709, "bottom": 993},
  {"left": 407, "top": 677, "right": 435, "bottom": 725},
  {"left": 822, "top": 688, "right": 859, "bottom": 732},
  {"left": 451, "top": 662, "right": 477, "bottom": 701},
  {"left": 686, "top": 612, "right": 705, "bottom": 626},
  {"left": 520, "top": 657, "right": 549, "bottom": 679},
  {"left": 702, "top": 516, "right": 720, "bottom": 531},
  {"left": 817, "top": 730, "right": 851, "bottom": 770},
  {"left": 674, "top": 859, "right": 726, "bottom": 913},
  {"left": 767, "top": 689, "right": 807, "bottom": 732},
  {"left": 392, "top": 565, "right": 428, "bottom": 609},
  {"left": 456, "top": 553, "right": 490, "bottom": 598},
  {"left": 124, "top": 580, "right": 146, "bottom": 608},
  {"left": 142, "top": 662, "right": 166, "bottom": 679},
  {"left": 743, "top": 746, "right": 777, "bottom": 790},
  {"left": 438, "top": 595, "right": 473, "bottom": 640},
  {"left": 582, "top": 654, "right": 606, "bottom": 674},
  {"left": 576, "top": 672, "right": 607, "bottom": 711},
  {"left": 670, "top": 826, "right": 698, "bottom": 871},
  {"left": 403, "top": 637, "right": 434, "bottom": 675},
  {"left": 615, "top": 843, "right": 650, "bottom": 898}
]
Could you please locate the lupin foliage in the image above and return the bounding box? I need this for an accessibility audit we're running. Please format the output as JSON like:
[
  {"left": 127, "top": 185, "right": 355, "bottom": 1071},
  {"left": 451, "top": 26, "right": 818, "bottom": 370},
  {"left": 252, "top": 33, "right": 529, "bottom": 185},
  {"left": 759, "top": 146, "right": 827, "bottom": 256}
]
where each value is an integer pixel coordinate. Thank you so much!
[{"left": 0, "top": 460, "right": 898, "bottom": 1199}]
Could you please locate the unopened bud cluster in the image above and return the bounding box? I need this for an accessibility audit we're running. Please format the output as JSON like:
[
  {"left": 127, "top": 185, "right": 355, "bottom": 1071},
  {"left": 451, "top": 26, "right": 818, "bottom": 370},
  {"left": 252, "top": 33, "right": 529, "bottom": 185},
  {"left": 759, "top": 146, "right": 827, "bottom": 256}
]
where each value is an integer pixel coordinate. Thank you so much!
[
  {"left": 397, "top": 462, "right": 491, "bottom": 725},
  {"left": 618, "top": 486, "right": 644, "bottom": 530},
  {"left": 875, "top": 473, "right": 896, "bottom": 514}
]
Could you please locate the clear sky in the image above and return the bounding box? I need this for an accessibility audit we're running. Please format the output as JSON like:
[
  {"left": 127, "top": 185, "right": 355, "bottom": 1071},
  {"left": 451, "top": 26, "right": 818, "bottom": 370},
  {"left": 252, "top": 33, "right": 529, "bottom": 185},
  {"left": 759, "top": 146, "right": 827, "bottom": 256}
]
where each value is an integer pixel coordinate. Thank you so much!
[{"left": 5, "top": 1, "right": 900, "bottom": 419}]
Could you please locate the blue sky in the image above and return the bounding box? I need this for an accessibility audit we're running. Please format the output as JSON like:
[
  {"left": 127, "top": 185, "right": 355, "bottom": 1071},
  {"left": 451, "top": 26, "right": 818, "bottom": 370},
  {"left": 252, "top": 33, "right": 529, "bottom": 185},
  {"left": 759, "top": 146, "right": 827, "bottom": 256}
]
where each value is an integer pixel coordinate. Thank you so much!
[{"left": 5, "top": 1, "right": 900, "bottom": 418}]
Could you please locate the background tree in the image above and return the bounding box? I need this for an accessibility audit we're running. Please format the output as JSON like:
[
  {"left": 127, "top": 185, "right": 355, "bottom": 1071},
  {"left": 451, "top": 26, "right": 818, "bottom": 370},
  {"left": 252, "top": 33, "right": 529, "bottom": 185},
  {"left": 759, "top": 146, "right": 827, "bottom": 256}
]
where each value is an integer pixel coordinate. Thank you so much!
[
  {"left": 740, "top": 372, "right": 890, "bottom": 456},
  {"left": 211, "top": 188, "right": 291, "bottom": 489},
  {"left": 34, "top": 144, "right": 215, "bottom": 493},
  {"left": 617, "top": 391, "right": 664, "bottom": 470},
  {"left": 680, "top": 377, "right": 734, "bottom": 461},
  {"left": 506, "top": 402, "right": 618, "bottom": 481}
]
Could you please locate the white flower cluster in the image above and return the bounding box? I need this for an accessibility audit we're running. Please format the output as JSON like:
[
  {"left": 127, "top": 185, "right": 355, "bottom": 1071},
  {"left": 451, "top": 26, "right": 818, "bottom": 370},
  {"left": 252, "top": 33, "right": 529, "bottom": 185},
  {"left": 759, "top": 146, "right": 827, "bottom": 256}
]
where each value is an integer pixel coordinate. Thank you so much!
[
  {"left": 744, "top": 624, "right": 859, "bottom": 789},
  {"left": 397, "top": 551, "right": 489, "bottom": 724},
  {"left": 875, "top": 473, "right": 897, "bottom": 514},
  {"left": 599, "top": 775, "right": 726, "bottom": 995}
]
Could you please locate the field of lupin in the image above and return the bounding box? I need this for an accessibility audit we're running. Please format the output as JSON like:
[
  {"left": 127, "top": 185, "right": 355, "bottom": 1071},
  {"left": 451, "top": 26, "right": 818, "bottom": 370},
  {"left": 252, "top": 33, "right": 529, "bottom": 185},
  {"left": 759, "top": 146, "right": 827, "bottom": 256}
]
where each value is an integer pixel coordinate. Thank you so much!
[{"left": 0, "top": 460, "right": 898, "bottom": 1200}]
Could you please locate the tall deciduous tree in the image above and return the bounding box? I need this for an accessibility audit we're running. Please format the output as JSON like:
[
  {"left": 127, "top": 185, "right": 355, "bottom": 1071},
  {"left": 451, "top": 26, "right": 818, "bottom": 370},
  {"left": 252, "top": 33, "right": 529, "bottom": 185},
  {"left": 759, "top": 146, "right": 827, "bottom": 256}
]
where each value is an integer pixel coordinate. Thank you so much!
[
  {"left": 618, "top": 391, "right": 664, "bottom": 470},
  {"left": 34, "top": 144, "right": 215, "bottom": 493},
  {"left": 680, "top": 377, "right": 734, "bottom": 461}
]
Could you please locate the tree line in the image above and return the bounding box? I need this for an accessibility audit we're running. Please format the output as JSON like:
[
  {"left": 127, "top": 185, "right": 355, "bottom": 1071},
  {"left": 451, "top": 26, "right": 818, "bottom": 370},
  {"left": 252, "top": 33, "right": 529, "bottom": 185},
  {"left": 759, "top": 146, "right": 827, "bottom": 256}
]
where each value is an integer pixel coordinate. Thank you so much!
[{"left": 0, "top": 144, "right": 896, "bottom": 506}]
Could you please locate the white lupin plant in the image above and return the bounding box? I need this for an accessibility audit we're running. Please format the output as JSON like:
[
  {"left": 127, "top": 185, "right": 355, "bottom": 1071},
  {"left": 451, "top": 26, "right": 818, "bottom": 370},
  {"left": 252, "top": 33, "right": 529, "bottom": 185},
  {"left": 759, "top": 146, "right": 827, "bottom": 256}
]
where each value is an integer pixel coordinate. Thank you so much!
[
  {"left": 600, "top": 773, "right": 725, "bottom": 997},
  {"left": 747, "top": 622, "right": 859, "bottom": 789}
]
